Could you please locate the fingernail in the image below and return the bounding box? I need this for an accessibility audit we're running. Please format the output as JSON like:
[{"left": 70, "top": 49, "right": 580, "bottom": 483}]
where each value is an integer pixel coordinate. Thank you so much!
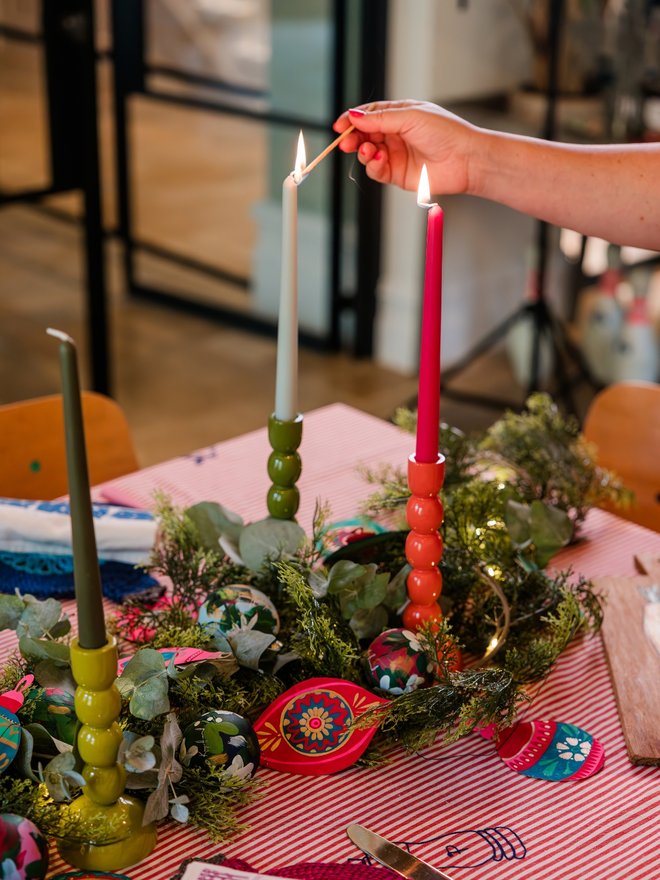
[
  {"left": 360, "top": 144, "right": 368, "bottom": 155},
  {"left": 349, "top": 108, "right": 366, "bottom": 118},
  {"left": 374, "top": 151, "right": 382, "bottom": 161}
]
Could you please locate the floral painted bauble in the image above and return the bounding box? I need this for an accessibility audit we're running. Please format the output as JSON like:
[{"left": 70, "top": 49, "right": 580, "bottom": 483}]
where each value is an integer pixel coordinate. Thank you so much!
[
  {"left": 180, "top": 710, "right": 260, "bottom": 780},
  {"left": 198, "top": 585, "right": 279, "bottom": 635},
  {"left": 254, "top": 677, "right": 389, "bottom": 775},
  {"left": 482, "top": 719, "right": 606, "bottom": 782},
  {"left": 0, "top": 813, "right": 49, "bottom": 880},
  {"left": 0, "top": 708, "right": 21, "bottom": 775},
  {"left": 364, "top": 628, "right": 434, "bottom": 694},
  {"left": 24, "top": 688, "right": 77, "bottom": 745}
]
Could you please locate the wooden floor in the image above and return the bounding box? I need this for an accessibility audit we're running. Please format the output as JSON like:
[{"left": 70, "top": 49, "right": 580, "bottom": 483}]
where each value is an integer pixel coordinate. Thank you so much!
[{"left": 0, "top": 35, "right": 534, "bottom": 469}]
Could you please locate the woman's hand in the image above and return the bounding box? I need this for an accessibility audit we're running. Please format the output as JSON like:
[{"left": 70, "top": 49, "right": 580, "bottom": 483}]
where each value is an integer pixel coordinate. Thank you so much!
[{"left": 333, "top": 99, "right": 480, "bottom": 196}]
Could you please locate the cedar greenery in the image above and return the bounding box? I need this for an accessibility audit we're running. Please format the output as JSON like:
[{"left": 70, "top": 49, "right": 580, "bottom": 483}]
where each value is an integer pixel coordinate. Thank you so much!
[{"left": 0, "top": 393, "right": 621, "bottom": 847}]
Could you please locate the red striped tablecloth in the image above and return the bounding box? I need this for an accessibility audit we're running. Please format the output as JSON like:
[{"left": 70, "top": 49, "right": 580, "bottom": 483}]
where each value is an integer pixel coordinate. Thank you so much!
[{"left": 5, "top": 404, "right": 659, "bottom": 880}]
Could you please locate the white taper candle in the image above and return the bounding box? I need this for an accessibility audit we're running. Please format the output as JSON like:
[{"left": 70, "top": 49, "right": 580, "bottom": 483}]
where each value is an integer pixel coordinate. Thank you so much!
[{"left": 275, "top": 172, "right": 298, "bottom": 422}]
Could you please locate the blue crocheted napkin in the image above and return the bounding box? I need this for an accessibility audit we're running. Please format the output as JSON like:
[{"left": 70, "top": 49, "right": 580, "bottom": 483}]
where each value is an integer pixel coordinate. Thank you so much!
[{"left": 0, "top": 498, "right": 159, "bottom": 603}]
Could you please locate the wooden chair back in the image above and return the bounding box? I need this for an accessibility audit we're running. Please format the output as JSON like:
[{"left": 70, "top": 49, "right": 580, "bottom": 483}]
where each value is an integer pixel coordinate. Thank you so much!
[
  {"left": 583, "top": 381, "right": 660, "bottom": 533},
  {"left": 0, "top": 392, "right": 139, "bottom": 500}
]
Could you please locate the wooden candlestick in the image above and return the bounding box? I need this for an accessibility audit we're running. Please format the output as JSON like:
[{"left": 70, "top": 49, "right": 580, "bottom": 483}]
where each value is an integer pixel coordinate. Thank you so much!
[
  {"left": 57, "top": 635, "right": 158, "bottom": 870},
  {"left": 402, "top": 453, "right": 445, "bottom": 631},
  {"left": 267, "top": 413, "right": 303, "bottom": 520}
]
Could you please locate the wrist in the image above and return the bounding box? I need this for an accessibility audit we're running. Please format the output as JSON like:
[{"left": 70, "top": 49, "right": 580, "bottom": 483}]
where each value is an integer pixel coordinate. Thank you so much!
[{"left": 465, "top": 126, "right": 499, "bottom": 199}]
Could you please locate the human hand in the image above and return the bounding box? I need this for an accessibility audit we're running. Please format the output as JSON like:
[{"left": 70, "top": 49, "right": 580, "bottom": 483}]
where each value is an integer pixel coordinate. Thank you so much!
[{"left": 333, "top": 99, "right": 480, "bottom": 196}]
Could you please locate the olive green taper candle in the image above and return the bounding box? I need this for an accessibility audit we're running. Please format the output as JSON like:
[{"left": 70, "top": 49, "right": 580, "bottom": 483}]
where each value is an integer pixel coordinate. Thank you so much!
[{"left": 47, "top": 329, "right": 106, "bottom": 650}]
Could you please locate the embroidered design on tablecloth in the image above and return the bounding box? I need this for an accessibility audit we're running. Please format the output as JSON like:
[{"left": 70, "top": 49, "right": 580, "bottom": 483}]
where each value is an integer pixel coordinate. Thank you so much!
[{"left": 348, "top": 826, "right": 527, "bottom": 870}]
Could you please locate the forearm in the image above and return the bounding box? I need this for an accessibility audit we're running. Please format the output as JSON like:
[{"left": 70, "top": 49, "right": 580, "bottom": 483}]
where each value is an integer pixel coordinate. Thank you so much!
[{"left": 469, "top": 130, "right": 660, "bottom": 250}]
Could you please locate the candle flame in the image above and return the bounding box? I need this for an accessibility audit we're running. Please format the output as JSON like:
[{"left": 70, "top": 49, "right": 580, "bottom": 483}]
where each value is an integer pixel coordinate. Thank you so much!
[
  {"left": 294, "top": 131, "right": 306, "bottom": 183},
  {"left": 417, "top": 164, "right": 433, "bottom": 208}
]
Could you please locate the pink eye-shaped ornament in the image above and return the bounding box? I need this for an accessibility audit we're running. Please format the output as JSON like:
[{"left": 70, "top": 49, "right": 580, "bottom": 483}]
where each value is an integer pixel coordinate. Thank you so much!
[{"left": 253, "top": 677, "right": 389, "bottom": 775}]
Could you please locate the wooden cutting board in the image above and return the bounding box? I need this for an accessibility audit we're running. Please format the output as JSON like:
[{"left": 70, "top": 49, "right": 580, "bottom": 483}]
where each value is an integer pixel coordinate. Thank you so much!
[{"left": 597, "top": 560, "right": 660, "bottom": 764}]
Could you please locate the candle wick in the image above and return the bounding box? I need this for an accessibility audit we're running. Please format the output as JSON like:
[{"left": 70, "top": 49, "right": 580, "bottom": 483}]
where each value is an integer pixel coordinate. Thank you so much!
[{"left": 46, "top": 328, "right": 75, "bottom": 344}]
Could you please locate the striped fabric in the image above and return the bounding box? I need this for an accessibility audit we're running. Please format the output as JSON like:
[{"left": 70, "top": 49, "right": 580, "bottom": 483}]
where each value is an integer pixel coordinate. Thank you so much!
[{"left": 5, "top": 403, "right": 658, "bottom": 880}]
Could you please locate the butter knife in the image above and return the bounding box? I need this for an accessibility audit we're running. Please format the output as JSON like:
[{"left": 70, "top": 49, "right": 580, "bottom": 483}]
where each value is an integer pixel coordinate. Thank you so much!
[{"left": 346, "top": 824, "right": 455, "bottom": 880}]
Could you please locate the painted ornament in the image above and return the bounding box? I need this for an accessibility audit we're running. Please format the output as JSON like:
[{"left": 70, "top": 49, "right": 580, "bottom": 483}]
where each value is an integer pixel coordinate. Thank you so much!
[
  {"left": 24, "top": 687, "right": 77, "bottom": 745},
  {"left": 365, "top": 628, "right": 435, "bottom": 694},
  {"left": 0, "top": 677, "right": 33, "bottom": 775},
  {"left": 180, "top": 710, "right": 260, "bottom": 780},
  {"left": 480, "top": 719, "right": 605, "bottom": 781},
  {"left": 0, "top": 813, "right": 49, "bottom": 880},
  {"left": 198, "top": 585, "right": 279, "bottom": 635},
  {"left": 254, "top": 677, "right": 389, "bottom": 775}
]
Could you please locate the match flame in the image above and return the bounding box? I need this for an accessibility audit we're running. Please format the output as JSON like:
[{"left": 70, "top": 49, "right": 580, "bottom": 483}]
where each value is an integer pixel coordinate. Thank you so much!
[
  {"left": 417, "top": 164, "right": 432, "bottom": 208},
  {"left": 294, "top": 131, "right": 306, "bottom": 183}
]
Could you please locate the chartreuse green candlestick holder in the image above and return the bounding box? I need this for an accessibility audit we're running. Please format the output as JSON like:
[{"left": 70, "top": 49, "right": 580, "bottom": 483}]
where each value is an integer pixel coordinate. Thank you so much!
[
  {"left": 57, "top": 635, "right": 158, "bottom": 871},
  {"left": 267, "top": 412, "right": 303, "bottom": 520}
]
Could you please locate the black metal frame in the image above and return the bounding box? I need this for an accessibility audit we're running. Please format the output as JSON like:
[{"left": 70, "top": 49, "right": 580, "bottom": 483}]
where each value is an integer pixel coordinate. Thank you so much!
[
  {"left": 0, "top": 3, "right": 110, "bottom": 395},
  {"left": 111, "top": 0, "right": 388, "bottom": 354}
]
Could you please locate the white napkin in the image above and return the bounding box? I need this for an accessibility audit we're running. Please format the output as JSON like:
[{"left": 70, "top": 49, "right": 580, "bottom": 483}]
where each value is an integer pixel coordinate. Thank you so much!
[{"left": 0, "top": 498, "right": 157, "bottom": 564}]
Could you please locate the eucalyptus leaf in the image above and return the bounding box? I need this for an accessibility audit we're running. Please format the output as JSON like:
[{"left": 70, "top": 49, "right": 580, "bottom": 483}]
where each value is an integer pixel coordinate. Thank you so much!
[
  {"left": 530, "top": 501, "right": 573, "bottom": 568},
  {"left": 129, "top": 674, "right": 170, "bottom": 721},
  {"left": 307, "top": 570, "right": 329, "bottom": 598},
  {"left": 15, "top": 728, "right": 39, "bottom": 782},
  {"left": 504, "top": 499, "right": 533, "bottom": 549},
  {"left": 25, "top": 724, "right": 71, "bottom": 761},
  {"left": 186, "top": 501, "right": 244, "bottom": 548},
  {"left": 340, "top": 593, "right": 359, "bottom": 621},
  {"left": 40, "top": 751, "right": 84, "bottom": 802},
  {"left": 49, "top": 617, "right": 71, "bottom": 639},
  {"left": 18, "top": 636, "right": 70, "bottom": 663},
  {"left": 228, "top": 630, "right": 276, "bottom": 671},
  {"left": 170, "top": 802, "right": 189, "bottom": 823},
  {"left": 125, "top": 768, "right": 160, "bottom": 790},
  {"left": 356, "top": 572, "right": 390, "bottom": 609},
  {"left": 383, "top": 564, "right": 411, "bottom": 609},
  {"left": 202, "top": 627, "right": 233, "bottom": 654},
  {"left": 117, "top": 650, "right": 170, "bottom": 720},
  {"left": 239, "top": 518, "right": 305, "bottom": 573},
  {"left": 0, "top": 594, "right": 25, "bottom": 632},
  {"left": 349, "top": 605, "right": 388, "bottom": 640},
  {"left": 20, "top": 596, "right": 63, "bottom": 638},
  {"left": 326, "top": 560, "right": 367, "bottom": 595},
  {"left": 33, "top": 660, "right": 76, "bottom": 694},
  {"left": 218, "top": 533, "right": 245, "bottom": 566},
  {"left": 352, "top": 563, "right": 380, "bottom": 590}
]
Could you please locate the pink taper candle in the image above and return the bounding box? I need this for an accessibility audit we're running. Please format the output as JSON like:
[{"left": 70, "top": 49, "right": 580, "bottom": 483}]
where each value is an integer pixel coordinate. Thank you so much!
[{"left": 416, "top": 165, "right": 443, "bottom": 463}]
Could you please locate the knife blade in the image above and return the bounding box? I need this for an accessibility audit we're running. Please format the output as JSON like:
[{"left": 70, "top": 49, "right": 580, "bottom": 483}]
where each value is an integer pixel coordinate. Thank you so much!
[{"left": 346, "top": 824, "right": 455, "bottom": 880}]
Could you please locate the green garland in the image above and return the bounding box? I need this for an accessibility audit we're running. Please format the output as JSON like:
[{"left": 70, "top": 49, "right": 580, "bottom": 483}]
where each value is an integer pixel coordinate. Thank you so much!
[{"left": 0, "top": 393, "right": 630, "bottom": 845}]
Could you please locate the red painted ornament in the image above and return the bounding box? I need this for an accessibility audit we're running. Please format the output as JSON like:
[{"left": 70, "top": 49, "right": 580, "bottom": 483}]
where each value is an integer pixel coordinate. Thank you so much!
[
  {"left": 480, "top": 719, "right": 605, "bottom": 781},
  {"left": 0, "top": 676, "right": 33, "bottom": 715},
  {"left": 253, "top": 678, "right": 388, "bottom": 775}
]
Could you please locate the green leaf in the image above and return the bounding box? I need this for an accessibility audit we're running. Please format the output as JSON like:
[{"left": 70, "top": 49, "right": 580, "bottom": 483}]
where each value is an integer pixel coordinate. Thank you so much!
[
  {"left": 383, "top": 564, "right": 410, "bottom": 609},
  {"left": 0, "top": 594, "right": 25, "bottom": 632},
  {"left": 228, "top": 630, "right": 276, "bottom": 670},
  {"left": 49, "top": 618, "right": 71, "bottom": 639},
  {"left": 19, "top": 595, "right": 64, "bottom": 638},
  {"left": 326, "top": 560, "right": 367, "bottom": 595},
  {"left": 18, "top": 636, "right": 70, "bottom": 663},
  {"left": 340, "top": 592, "right": 359, "bottom": 620},
  {"left": 349, "top": 605, "right": 388, "bottom": 640},
  {"left": 239, "top": 518, "right": 305, "bottom": 573},
  {"left": 117, "top": 650, "right": 170, "bottom": 720},
  {"left": 356, "top": 572, "right": 390, "bottom": 608},
  {"left": 186, "top": 501, "right": 244, "bottom": 551},
  {"left": 530, "top": 501, "right": 573, "bottom": 568},
  {"left": 33, "top": 660, "right": 76, "bottom": 694},
  {"left": 504, "top": 499, "right": 533, "bottom": 549},
  {"left": 15, "top": 728, "right": 39, "bottom": 782},
  {"left": 129, "top": 674, "right": 170, "bottom": 721},
  {"left": 24, "top": 724, "right": 68, "bottom": 761}
]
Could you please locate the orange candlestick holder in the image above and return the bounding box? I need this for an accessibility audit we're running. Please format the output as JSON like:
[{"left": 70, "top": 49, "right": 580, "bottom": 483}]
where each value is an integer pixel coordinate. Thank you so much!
[{"left": 403, "top": 453, "right": 445, "bottom": 632}]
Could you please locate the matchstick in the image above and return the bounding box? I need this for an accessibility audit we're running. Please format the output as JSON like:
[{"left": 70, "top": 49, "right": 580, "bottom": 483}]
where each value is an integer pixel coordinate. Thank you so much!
[{"left": 303, "top": 125, "right": 355, "bottom": 176}]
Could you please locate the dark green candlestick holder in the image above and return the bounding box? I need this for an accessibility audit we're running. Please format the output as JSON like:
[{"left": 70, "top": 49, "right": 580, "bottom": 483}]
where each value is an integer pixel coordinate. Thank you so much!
[{"left": 267, "top": 413, "right": 303, "bottom": 519}]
